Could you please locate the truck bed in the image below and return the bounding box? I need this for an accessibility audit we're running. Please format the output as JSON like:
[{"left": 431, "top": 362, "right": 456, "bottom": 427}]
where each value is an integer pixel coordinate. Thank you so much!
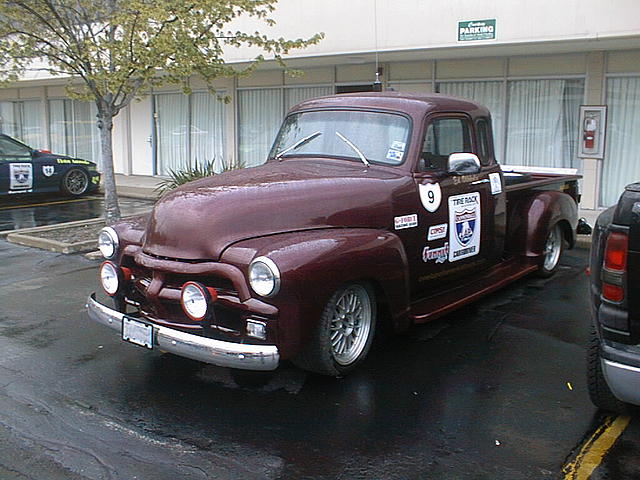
[{"left": 501, "top": 166, "right": 581, "bottom": 194}]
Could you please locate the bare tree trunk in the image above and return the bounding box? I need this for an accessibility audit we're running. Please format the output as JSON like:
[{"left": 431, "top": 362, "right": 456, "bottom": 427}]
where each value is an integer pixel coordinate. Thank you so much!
[{"left": 97, "top": 111, "right": 121, "bottom": 224}]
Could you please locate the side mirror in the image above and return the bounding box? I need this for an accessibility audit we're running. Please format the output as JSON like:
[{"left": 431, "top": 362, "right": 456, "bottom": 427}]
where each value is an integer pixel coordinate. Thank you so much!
[{"left": 448, "top": 153, "right": 481, "bottom": 175}]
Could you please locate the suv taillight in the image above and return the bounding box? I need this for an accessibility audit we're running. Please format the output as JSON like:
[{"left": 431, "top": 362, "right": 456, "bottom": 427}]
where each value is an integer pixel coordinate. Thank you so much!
[{"left": 602, "top": 231, "right": 628, "bottom": 302}]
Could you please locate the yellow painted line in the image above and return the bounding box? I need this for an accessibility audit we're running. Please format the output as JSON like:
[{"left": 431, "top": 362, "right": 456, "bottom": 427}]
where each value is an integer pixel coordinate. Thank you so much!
[
  {"left": 0, "top": 196, "right": 101, "bottom": 211},
  {"left": 563, "top": 415, "right": 631, "bottom": 480}
]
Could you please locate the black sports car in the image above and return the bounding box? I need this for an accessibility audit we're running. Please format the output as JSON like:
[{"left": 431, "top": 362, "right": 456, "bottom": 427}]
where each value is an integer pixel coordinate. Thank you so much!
[{"left": 0, "top": 134, "right": 101, "bottom": 197}]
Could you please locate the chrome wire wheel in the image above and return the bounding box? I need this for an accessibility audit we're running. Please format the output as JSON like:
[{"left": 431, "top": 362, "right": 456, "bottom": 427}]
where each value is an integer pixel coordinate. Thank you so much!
[
  {"left": 64, "top": 169, "right": 89, "bottom": 195},
  {"left": 329, "top": 284, "right": 373, "bottom": 366},
  {"left": 543, "top": 224, "right": 562, "bottom": 272}
]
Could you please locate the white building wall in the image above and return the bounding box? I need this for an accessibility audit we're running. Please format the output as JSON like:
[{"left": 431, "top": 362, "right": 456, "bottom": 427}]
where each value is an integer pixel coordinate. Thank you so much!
[{"left": 224, "top": 0, "right": 640, "bottom": 62}]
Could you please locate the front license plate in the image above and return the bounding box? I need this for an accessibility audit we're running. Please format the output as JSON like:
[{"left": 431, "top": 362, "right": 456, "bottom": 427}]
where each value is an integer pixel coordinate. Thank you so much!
[{"left": 122, "top": 317, "right": 154, "bottom": 349}]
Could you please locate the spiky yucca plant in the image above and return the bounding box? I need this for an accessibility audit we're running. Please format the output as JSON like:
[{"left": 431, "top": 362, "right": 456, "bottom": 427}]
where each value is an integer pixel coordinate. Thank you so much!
[{"left": 155, "top": 159, "right": 245, "bottom": 196}]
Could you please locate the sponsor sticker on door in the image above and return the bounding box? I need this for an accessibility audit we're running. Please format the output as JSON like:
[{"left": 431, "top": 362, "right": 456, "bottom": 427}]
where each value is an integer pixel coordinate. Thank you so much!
[
  {"left": 422, "top": 242, "right": 449, "bottom": 264},
  {"left": 42, "top": 165, "right": 55, "bottom": 177},
  {"left": 419, "top": 182, "right": 442, "bottom": 212},
  {"left": 394, "top": 214, "right": 418, "bottom": 230},
  {"left": 9, "top": 163, "right": 33, "bottom": 190},
  {"left": 427, "top": 223, "right": 448, "bottom": 241},
  {"left": 448, "top": 192, "right": 481, "bottom": 262},
  {"left": 489, "top": 172, "right": 502, "bottom": 194}
]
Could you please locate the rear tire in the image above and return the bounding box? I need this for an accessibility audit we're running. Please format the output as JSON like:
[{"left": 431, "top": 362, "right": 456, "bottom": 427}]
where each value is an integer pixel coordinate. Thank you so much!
[
  {"left": 536, "top": 223, "right": 564, "bottom": 278},
  {"left": 61, "top": 168, "right": 89, "bottom": 196},
  {"left": 587, "top": 324, "right": 627, "bottom": 413},
  {"left": 293, "top": 282, "right": 376, "bottom": 376}
]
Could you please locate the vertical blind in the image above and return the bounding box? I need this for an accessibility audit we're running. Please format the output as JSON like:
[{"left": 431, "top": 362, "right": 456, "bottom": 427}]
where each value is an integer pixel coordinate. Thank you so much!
[
  {"left": 0, "top": 100, "right": 44, "bottom": 148},
  {"left": 155, "top": 93, "right": 188, "bottom": 175},
  {"left": 190, "top": 92, "right": 226, "bottom": 170},
  {"left": 238, "top": 86, "right": 333, "bottom": 167},
  {"left": 505, "top": 79, "right": 583, "bottom": 169},
  {"left": 396, "top": 79, "right": 584, "bottom": 169},
  {"left": 0, "top": 102, "right": 16, "bottom": 136},
  {"left": 49, "top": 99, "right": 101, "bottom": 166},
  {"left": 601, "top": 77, "right": 640, "bottom": 206},
  {"left": 438, "top": 81, "right": 504, "bottom": 162},
  {"left": 155, "top": 92, "right": 226, "bottom": 176},
  {"left": 238, "top": 89, "right": 284, "bottom": 168}
]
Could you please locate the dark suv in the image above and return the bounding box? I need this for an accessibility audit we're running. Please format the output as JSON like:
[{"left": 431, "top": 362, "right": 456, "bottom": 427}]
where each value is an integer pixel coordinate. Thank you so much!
[{"left": 588, "top": 182, "right": 640, "bottom": 412}]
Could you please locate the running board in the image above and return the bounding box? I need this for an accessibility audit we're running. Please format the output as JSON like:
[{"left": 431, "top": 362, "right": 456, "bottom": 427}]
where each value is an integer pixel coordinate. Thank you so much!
[{"left": 409, "top": 258, "right": 538, "bottom": 323}]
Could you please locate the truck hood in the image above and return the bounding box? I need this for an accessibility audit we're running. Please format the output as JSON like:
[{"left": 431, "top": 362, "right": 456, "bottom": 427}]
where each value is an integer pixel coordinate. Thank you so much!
[{"left": 142, "top": 159, "right": 405, "bottom": 260}]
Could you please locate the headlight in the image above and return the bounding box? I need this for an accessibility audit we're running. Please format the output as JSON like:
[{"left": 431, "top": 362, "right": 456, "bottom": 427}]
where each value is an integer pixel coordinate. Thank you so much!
[
  {"left": 99, "top": 261, "right": 131, "bottom": 296},
  {"left": 249, "top": 256, "right": 280, "bottom": 298},
  {"left": 100, "top": 261, "right": 120, "bottom": 296},
  {"left": 98, "top": 227, "right": 119, "bottom": 259},
  {"left": 181, "top": 282, "right": 217, "bottom": 321}
]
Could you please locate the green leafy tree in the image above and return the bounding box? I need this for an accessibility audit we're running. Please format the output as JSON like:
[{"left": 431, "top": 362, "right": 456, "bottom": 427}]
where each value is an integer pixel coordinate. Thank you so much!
[{"left": 0, "top": 0, "right": 322, "bottom": 223}]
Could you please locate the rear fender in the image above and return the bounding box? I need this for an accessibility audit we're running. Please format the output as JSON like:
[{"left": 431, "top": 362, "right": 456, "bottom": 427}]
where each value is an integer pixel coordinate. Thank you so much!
[
  {"left": 221, "top": 228, "right": 411, "bottom": 358},
  {"left": 507, "top": 190, "right": 578, "bottom": 258}
]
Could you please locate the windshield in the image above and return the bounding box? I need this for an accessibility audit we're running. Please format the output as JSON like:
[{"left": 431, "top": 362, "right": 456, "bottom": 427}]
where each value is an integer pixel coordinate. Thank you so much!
[{"left": 269, "top": 110, "right": 411, "bottom": 165}]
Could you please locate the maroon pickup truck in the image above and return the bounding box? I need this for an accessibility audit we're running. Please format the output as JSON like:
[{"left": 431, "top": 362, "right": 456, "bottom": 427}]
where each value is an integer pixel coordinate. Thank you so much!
[{"left": 86, "top": 92, "right": 581, "bottom": 376}]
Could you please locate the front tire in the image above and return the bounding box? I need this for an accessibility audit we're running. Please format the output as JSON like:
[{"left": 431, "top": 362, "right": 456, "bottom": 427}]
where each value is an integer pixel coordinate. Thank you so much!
[
  {"left": 587, "top": 324, "right": 627, "bottom": 413},
  {"left": 294, "top": 283, "right": 376, "bottom": 376},
  {"left": 62, "top": 168, "right": 89, "bottom": 196},
  {"left": 537, "top": 223, "right": 564, "bottom": 278}
]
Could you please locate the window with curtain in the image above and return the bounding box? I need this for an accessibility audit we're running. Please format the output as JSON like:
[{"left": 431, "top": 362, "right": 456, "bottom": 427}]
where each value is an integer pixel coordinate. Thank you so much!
[
  {"left": 438, "top": 81, "right": 504, "bottom": 163},
  {"left": 155, "top": 91, "right": 227, "bottom": 176},
  {"left": 601, "top": 77, "right": 640, "bottom": 207},
  {"left": 190, "top": 92, "right": 226, "bottom": 170},
  {"left": 0, "top": 101, "right": 16, "bottom": 136},
  {"left": 238, "top": 86, "right": 333, "bottom": 167},
  {"left": 238, "top": 89, "right": 283, "bottom": 168},
  {"left": 17, "top": 100, "right": 45, "bottom": 148},
  {"left": 387, "top": 82, "right": 432, "bottom": 94},
  {"left": 48, "top": 99, "right": 101, "bottom": 166},
  {"left": 505, "top": 79, "right": 584, "bottom": 169},
  {"left": 0, "top": 100, "right": 45, "bottom": 148},
  {"left": 284, "top": 86, "right": 333, "bottom": 111},
  {"left": 155, "top": 93, "right": 188, "bottom": 175}
]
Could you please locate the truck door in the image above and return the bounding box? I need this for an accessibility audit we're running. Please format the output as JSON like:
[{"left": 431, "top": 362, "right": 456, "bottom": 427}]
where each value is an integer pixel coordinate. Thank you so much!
[{"left": 410, "top": 114, "right": 504, "bottom": 294}]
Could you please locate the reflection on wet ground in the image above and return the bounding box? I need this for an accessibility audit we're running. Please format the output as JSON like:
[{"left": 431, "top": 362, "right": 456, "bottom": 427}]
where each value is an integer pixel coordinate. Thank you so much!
[{"left": 0, "top": 194, "right": 155, "bottom": 231}]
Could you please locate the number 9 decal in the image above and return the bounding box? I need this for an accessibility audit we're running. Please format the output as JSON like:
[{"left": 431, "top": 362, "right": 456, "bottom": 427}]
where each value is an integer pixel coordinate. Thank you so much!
[{"left": 419, "top": 182, "right": 442, "bottom": 213}]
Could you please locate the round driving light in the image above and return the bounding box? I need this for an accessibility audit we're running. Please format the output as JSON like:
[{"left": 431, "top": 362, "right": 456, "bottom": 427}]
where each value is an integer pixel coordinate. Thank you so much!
[
  {"left": 98, "top": 227, "right": 119, "bottom": 259},
  {"left": 249, "top": 256, "right": 280, "bottom": 298},
  {"left": 100, "top": 261, "right": 120, "bottom": 296},
  {"left": 181, "top": 282, "right": 217, "bottom": 321}
]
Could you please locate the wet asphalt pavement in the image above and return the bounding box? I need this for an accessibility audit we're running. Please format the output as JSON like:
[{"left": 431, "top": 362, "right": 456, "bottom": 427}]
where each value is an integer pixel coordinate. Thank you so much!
[
  {"left": 0, "top": 241, "right": 637, "bottom": 479},
  {"left": 0, "top": 194, "right": 155, "bottom": 232}
]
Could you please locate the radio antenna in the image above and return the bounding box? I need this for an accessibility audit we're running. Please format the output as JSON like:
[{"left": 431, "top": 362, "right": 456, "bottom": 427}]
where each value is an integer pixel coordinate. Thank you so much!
[{"left": 373, "top": 0, "right": 382, "bottom": 90}]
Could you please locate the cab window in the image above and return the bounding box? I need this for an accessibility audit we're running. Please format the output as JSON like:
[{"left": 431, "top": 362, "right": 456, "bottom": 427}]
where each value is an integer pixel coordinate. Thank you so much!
[
  {"left": 476, "top": 119, "right": 493, "bottom": 166},
  {"left": 0, "top": 137, "right": 30, "bottom": 157},
  {"left": 420, "top": 117, "right": 472, "bottom": 171}
]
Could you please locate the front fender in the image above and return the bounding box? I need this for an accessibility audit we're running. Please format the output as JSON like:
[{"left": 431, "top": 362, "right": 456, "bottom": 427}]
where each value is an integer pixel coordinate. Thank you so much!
[
  {"left": 507, "top": 190, "right": 578, "bottom": 258},
  {"left": 221, "top": 228, "right": 410, "bottom": 359}
]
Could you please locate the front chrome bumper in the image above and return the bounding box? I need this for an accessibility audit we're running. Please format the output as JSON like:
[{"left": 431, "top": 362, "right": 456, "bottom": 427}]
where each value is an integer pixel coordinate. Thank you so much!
[{"left": 85, "top": 293, "right": 280, "bottom": 371}]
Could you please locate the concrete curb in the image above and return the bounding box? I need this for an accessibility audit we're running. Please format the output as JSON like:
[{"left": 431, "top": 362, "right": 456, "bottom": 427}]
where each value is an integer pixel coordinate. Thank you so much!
[
  {"left": 575, "top": 235, "right": 592, "bottom": 249},
  {"left": 7, "top": 232, "right": 97, "bottom": 254},
  {"left": 4, "top": 217, "right": 104, "bottom": 254},
  {"left": 0, "top": 217, "right": 105, "bottom": 238},
  {"left": 84, "top": 250, "right": 103, "bottom": 260},
  {"left": 117, "top": 189, "right": 160, "bottom": 201}
]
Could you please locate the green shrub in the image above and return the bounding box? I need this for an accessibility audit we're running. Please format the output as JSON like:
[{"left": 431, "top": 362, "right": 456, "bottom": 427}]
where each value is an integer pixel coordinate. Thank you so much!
[{"left": 155, "top": 159, "right": 244, "bottom": 195}]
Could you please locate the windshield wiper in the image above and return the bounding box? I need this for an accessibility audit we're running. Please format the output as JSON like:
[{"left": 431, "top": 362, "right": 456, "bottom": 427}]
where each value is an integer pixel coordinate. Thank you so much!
[
  {"left": 335, "top": 131, "right": 370, "bottom": 167},
  {"left": 275, "top": 131, "right": 322, "bottom": 159}
]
